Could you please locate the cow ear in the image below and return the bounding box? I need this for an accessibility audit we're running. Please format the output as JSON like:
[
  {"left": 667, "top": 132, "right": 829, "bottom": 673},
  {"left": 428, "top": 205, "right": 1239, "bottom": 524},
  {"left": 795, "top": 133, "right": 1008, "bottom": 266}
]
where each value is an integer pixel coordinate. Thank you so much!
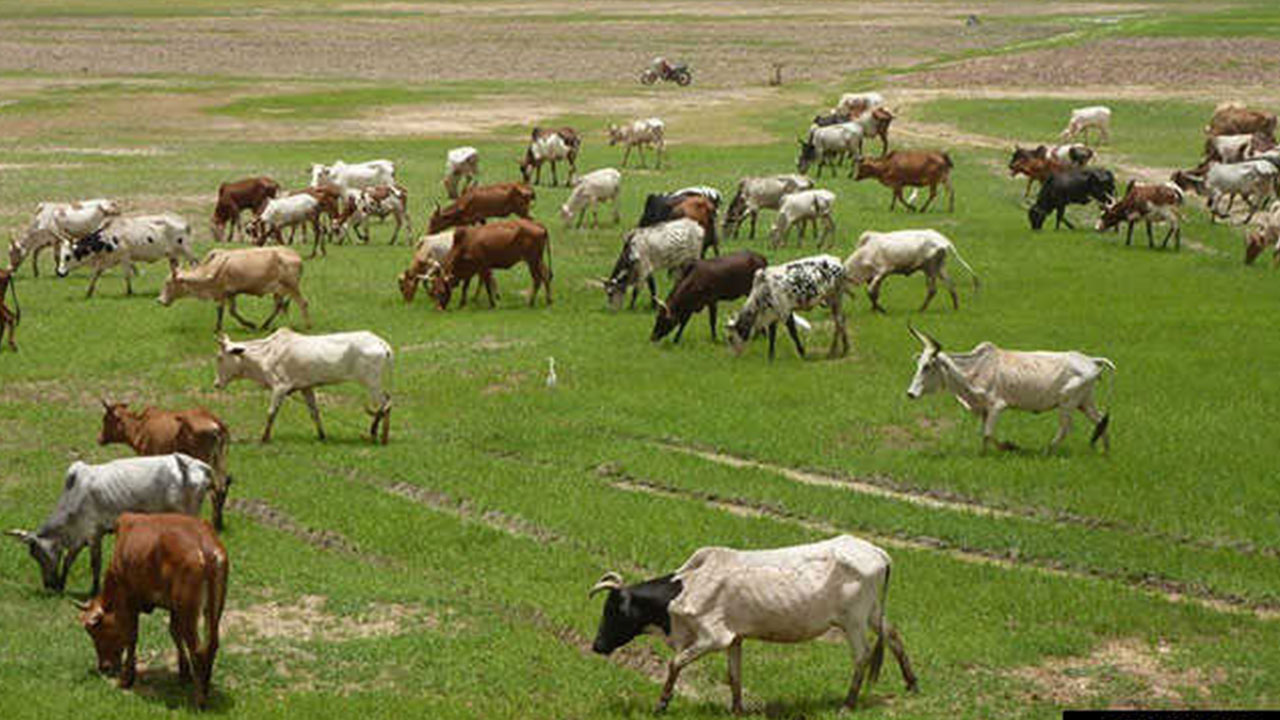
[{"left": 229, "top": 346, "right": 246, "bottom": 356}]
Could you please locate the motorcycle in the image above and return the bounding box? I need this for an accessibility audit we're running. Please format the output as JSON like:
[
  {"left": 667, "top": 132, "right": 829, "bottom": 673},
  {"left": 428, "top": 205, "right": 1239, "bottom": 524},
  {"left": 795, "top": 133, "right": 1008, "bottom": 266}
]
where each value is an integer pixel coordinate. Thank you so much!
[{"left": 640, "top": 63, "right": 692, "bottom": 87}]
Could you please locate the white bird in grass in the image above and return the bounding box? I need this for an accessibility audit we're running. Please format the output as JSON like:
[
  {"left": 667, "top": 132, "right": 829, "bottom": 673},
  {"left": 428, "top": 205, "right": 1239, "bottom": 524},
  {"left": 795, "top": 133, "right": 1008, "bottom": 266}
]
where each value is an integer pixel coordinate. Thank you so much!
[{"left": 546, "top": 357, "right": 557, "bottom": 389}]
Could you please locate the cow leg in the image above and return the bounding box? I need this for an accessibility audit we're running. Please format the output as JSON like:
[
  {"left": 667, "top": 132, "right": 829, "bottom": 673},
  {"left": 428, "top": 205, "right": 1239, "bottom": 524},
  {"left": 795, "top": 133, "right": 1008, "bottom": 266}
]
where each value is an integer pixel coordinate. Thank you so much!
[
  {"left": 767, "top": 323, "right": 777, "bottom": 361},
  {"left": 1049, "top": 408, "right": 1072, "bottom": 453},
  {"left": 550, "top": 161, "right": 559, "bottom": 187},
  {"left": 302, "top": 389, "right": 326, "bottom": 441},
  {"left": 647, "top": 276, "right": 658, "bottom": 310},
  {"left": 920, "top": 273, "right": 938, "bottom": 311},
  {"left": 945, "top": 177, "right": 955, "bottom": 212},
  {"left": 830, "top": 301, "right": 849, "bottom": 358},
  {"left": 621, "top": 145, "right": 632, "bottom": 167},
  {"left": 1024, "top": 177, "right": 1034, "bottom": 198},
  {"left": 920, "top": 184, "right": 938, "bottom": 212},
  {"left": 657, "top": 643, "right": 718, "bottom": 714},
  {"left": 122, "top": 262, "right": 134, "bottom": 296},
  {"left": 727, "top": 638, "right": 744, "bottom": 716},
  {"left": 748, "top": 211, "right": 758, "bottom": 240},
  {"left": 228, "top": 296, "right": 259, "bottom": 330},
  {"left": 707, "top": 302, "right": 717, "bottom": 341},
  {"left": 119, "top": 625, "right": 139, "bottom": 689},
  {"left": 1146, "top": 219, "right": 1155, "bottom": 248},
  {"left": 289, "top": 287, "right": 311, "bottom": 328},
  {"left": 982, "top": 403, "right": 1010, "bottom": 453},
  {"left": 89, "top": 537, "right": 104, "bottom": 596},
  {"left": 867, "top": 274, "right": 888, "bottom": 313},
  {"left": 526, "top": 263, "right": 540, "bottom": 307},
  {"left": 169, "top": 613, "right": 192, "bottom": 681},
  {"left": 484, "top": 272, "right": 499, "bottom": 308},
  {"left": 883, "top": 620, "right": 919, "bottom": 692},
  {"left": 1125, "top": 221, "right": 1135, "bottom": 246},
  {"left": 58, "top": 544, "right": 84, "bottom": 592},
  {"left": 262, "top": 389, "right": 288, "bottom": 443},
  {"left": 841, "top": 622, "right": 874, "bottom": 711},
  {"left": 785, "top": 315, "right": 806, "bottom": 358},
  {"left": 85, "top": 269, "right": 103, "bottom": 299}
]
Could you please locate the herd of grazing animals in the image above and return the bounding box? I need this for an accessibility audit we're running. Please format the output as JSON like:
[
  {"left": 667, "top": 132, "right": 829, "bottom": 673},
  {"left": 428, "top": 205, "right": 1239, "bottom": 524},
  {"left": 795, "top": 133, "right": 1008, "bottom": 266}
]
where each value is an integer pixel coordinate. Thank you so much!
[{"left": 2, "top": 90, "right": 1276, "bottom": 714}]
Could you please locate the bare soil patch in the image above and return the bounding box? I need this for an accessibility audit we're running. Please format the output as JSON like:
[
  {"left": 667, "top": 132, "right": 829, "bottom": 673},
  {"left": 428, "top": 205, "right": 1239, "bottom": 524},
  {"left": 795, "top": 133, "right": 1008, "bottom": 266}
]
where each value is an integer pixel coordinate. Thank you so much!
[
  {"left": 224, "top": 594, "right": 439, "bottom": 643},
  {"left": 1009, "top": 639, "right": 1225, "bottom": 707}
]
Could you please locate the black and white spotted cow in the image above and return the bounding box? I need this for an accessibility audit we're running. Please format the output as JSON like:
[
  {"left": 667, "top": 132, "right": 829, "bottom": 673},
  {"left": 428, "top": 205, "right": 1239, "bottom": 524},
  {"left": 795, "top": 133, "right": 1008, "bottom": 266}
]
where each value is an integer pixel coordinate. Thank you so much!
[
  {"left": 727, "top": 254, "right": 850, "bottom": 361},
  {"left": 56, "top": 214, "right": 196, "bottom": 298},
  {"left": 603, "top": 218, "right": 704, "bottom": 311}
]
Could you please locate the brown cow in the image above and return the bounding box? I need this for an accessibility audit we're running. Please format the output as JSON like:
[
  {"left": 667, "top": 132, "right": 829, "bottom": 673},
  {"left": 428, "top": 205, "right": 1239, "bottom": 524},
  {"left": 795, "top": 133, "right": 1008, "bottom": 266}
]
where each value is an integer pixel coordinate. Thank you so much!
[
  {"left": 211, "top": 176, "right": 279, "bottom": 242},
  {"left": 668, "top": 195, "right": 720, "bottom": 257},
  {"left": 158, "top": 246, "right": 311, "bottom": 332},
  {"left": 430, "top": 219, "right": 552, "bottom": 310},
  {"left": 0, "top": 267, "right": 18, "bottom": 352},
  {"left": 79, "top": 513, "right": 228, "bottom": 709},
  {"left": 295, "top": 183, "right": 344, "bottom": 244},
  {"left": 427, "top": 183, "right": 535, "bottom": 234},
  {"left": 99, "top": 402, "right": 232, "bottom": 531},
  {"left": 1008, "top": 149, "right": 1068, "bottom": 198},
  {"left": 856, "top": 150, "right": 955, "bottom": 212},
  {"left": 864, "top": 107, "right": 895, "bottom": 156},
  {"left": 1206, "top": 103, "right": 1277, "bottom": 138}
]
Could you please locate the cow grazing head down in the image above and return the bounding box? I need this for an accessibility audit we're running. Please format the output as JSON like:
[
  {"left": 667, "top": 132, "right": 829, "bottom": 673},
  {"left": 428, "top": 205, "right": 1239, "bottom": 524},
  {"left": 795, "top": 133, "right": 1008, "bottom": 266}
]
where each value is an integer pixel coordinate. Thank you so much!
[
  {"left": 905, "top": 326, "right": 945, "bottom": 399},
  {"left": 795, "top": 138, "right": 817, "bottom": 174},
  {"left": 157, "top": 265, "right": 193, "bottom": 306},
  {"left": 7, "top": 238, "right": 21, "bottom": 270},
  {"left": 6, "top": 529, "right": 62, "bottom": 591},
  {"left": 854, "top": 157, "right": 885, "bottom": 182},
  {"left": 650, "top": 300, "right": 681, "bottom": 342},
  {"left": 79, "top": 596, "right": 126, "bottom": 674},
  {"left": 588, "top": 572, "right": 682, "bottom": 656},
  {"left": 427, "top": 202, "right": 463, "bottom": 235}
]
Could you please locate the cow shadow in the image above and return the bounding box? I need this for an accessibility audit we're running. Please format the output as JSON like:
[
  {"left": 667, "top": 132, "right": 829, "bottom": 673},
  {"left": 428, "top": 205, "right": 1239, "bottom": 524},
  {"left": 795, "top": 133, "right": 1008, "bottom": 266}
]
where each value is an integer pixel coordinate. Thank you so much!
[
  {"left": 603, "top": 691, "right": 901, "bottom": 718},
  {"left": 121, "top": 665, "right": 237, "bottom": 713}
]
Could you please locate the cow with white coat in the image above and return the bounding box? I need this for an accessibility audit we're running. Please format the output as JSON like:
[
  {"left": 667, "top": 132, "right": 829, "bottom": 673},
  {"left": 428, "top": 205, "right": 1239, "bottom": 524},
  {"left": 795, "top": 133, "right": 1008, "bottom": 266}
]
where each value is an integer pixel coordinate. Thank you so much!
[
  {"left": 6, "top": 454, "right": 214, "bottom": 594},
  {"left": 310, "top": 159, "right": 396, "bottom": 190},
  {"left": 608, "top": 118, "right": 665, "bottom": 168},
  {"left": 797, "top": 123, "right": 863, "bottom": 178},
  {"left": 215, "top": 329, "right": 393, "bottom": 444},
  {"left": 521, "top": 131, "right": 576, "bottom": 187},
  {"left": 336, "top": 185, "right": 410, "bottom": 244},
  {"left": 844, "top": 229, "right": 979, "bottom": 312},
  {"left": 603, "top": 218, "right": 703, "bottom": 311},
  {"left": 589, "top": 535, "right": 917, "bottom": 715},
  {"left": 722, "top": 174, "right": 813, "bottom": 239},
  {"left": 836, "top": 91, "right": 885, "bottom": 118},
  {"left": 560, "top": 168, "right": 622, "bottom": 228},
  {"left": 56, "top": 214, "right": 196, "bottom": 298},
  {"left": 9, "top": 199, "right": 121, "bottom": 277},
  {"left": 727, "top": 254, "right": 850, "bottom": 361},
  {"left": 905, "top": 327, "right": 1114, "bottom": 453},
  {"left": 443, "top": 146, "right": 479, "bottom": 199},
  {"left": 246, "top": 194, "right": 325, "bottom": 256},
  {"left": 1172, "top": 160, "right": 1279, "bottom": 223},
  {"left": 1060, "top": 106, "right": 1111, "bottom": 145},
  {"left": 770, "top": 189, "right": 836, "bottom": 249}
]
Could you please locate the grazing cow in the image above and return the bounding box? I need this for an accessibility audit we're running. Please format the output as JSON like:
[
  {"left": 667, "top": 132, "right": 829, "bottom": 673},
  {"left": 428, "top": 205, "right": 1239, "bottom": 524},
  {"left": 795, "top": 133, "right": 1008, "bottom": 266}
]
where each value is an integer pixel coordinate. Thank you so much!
[
  {"left": 246, "top": 194, "right": 324, "bottom": 257},
  {"left": 651, "top": 250, "right": 767, "bottom": 344},
  {"left": 0, "top": 267, "right": 18, "bottom": 352},
  {"left": 78, "top": 513, "right": 227, "bottom": 708},
  {"left": 906, "top": 327, "right": 1114, "bottom": 452},
  {"left": 336, "top": 184, "right": 410, "bottom": 244},
  {"left": 427, "top": 183, "right": 535, "bottom": 234},
  {"left": 722, "top": 174, "right": 813, "bottom": 239},
  {"left": 770, "top": 189, "right": 836, "bottom": 249},
  {"left": 56, "top": 214, "right": 197, "bottom": 298},
  {"left": 1096, "top": 181, "right": 1184, "bottom": 249},
  {"left": 99, "top": 402, "right": 232, "bottom": 531},
  {"left": 443, "top": 146, "right": 479, "bottom": 199},
  {"left": 310, "top": 159, "right": 396, "bottom": 190},
  {"left": 158, "top": 246, "right": 311, "bottom": 332},
  {"left": 215, "top": 329, "right": 393, "bottom": 444},
  {"left": 396, "top": 231, "right": 455, "bottom": 303},
  {"left": 1060, "top": 106, "right": 1111, "bottom": 145},
  {"left": 603, "top": 218, "right": 703, "bottom": 311},
  {"left": 6, "top": 454, "right": 213, "bottom": 594},
  {"left": 589, "top": 535, "right": 916, "bottom": 715},
  {"left": 856, "top": 150, "right": 954, "bottom": 212},
  {"left": 844, "top": 229, "right": 979, "bottom": 312},
  {"left": 1028, "top": 168, "right": 1116, "bottom": 230},
  {"left": 797, "top": 123, "right": 864, "bottom": 178},
  {"left": 836, "top": 91, "right": 885, "bottom": 118},
  {"left": 430, "top": 219, "right": 552, "bottom": 310},
  {"left": 608, "top": 118, "right": 665, "bottom": 168},
  {"left": 1172, "top": 160, "right": 1278, "bottom": 223},
  {"left": 1203, "top": 132, "right": 1276, "bottom": 164},
  {"left": 1206, "top": 102, "right": 1277, "bottom": 138},
  {"left": 727, "top": 255, "right": 850, "bottom": 361},
  {"left": 560, "top": 168, "right": 622, "bottom": 228},
  {"left": 211, "top": 177, "right": 279, "bottom": 242},
  {"left": 9, "top": 199, "right": 121, "bottom": 277}
]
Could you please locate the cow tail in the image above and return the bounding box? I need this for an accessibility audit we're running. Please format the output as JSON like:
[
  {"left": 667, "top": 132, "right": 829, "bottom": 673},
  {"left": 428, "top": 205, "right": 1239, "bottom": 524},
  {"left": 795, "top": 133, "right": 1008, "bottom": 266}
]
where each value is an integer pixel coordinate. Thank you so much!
[
  {"left": 1090, "top": 357, "right": 1116, "bottom": 446},
  {"left": 200, "top": 546, "right": 227, "bottom": 661},
  {"left": 942, "top": 152, "right": 954, "bottom": 169},
  {"left": 543, "top": 227, "right": 553, "bottom": 282},
  {"left": 869, "top": 563, "right": 889, "bottom": 686},
  {"left": 947, "top": 242, "right": 980, "bottom": 294}
]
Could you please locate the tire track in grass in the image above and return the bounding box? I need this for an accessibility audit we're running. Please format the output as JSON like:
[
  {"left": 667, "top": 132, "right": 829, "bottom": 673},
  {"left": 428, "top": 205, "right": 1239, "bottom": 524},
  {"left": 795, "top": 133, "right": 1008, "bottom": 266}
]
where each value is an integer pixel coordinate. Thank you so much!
[
  {"left": 227, "top": 497, "right": 391, "bottom": 566},
  {"left": 600, "top": 465, "right": 1280, "bottom": 622}
]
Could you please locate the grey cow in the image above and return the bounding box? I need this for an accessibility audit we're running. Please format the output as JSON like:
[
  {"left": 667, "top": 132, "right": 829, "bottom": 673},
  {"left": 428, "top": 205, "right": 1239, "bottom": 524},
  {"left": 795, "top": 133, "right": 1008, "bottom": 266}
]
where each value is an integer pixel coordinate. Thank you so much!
[{"left": 6, "top": 454, "right": 213, "bottom": 594}]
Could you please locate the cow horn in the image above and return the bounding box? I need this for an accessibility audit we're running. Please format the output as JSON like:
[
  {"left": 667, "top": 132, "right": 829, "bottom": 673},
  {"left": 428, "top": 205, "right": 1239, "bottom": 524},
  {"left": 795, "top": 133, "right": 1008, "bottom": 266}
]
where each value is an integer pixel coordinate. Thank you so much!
[
  {"left": 588, "top": 571, "right": 625, "bottom": 598},
  {"left": 655, "top": 298, "right": 671, "bottom": 315},
  {"left": 907, "top": 323, "right": 939, "bottom": 350},
  {"left": 71, "top": 598, "right": 91, "bottom": 611},
  {"left": 5, "top": 529, "right": 31, "bottom": 542}
]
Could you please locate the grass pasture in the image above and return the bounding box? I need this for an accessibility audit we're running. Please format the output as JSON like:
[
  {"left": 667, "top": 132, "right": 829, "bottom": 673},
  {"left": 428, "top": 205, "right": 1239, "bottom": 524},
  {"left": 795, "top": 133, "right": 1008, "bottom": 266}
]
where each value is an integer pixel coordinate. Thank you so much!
[{"left": 1, "top": 1, "right": 1279, "bottom": 718}]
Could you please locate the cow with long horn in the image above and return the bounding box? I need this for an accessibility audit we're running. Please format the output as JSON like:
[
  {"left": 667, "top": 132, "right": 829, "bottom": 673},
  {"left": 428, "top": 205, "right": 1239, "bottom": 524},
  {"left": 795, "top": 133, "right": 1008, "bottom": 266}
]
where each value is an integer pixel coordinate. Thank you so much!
[{"left": 905, "top": 326, "right": 1114, "bottom": 453}]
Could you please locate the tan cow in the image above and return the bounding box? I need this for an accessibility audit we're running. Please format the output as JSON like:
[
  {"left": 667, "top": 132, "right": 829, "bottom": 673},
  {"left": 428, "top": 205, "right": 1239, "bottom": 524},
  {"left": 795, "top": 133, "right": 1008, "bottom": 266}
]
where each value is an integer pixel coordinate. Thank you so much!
[{"left": 157, "top": 246, "right": 311, "bottom": 332}]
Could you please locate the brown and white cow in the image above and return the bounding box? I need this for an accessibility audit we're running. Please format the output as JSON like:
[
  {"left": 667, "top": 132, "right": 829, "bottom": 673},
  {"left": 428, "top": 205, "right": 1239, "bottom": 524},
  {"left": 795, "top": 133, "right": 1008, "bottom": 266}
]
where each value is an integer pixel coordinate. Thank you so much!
[
  {"left": 211, "top": 177, "right": 279, "bottom": 242},
  {"left": 427, "top": 183, "right": 535, "bottom": 234},
  {"left": 429, "top": 219, "right": 552, "bottom": 310},
  {"left": 158, "top": 246, "right": 311, "bottom": 332},
  {"left": 1206, "top": 102, "right": 1277, "bottom": 138},
  {"left": 1096, "top": 181, "right": 1184, "bottom": 250}
]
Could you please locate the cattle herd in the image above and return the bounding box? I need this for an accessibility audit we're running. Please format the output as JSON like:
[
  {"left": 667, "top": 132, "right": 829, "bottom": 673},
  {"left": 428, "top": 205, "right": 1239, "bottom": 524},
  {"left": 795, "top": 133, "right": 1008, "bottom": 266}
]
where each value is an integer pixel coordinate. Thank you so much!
[{"left": 2, "top": 90, "right": 1276, "bottom": 714}]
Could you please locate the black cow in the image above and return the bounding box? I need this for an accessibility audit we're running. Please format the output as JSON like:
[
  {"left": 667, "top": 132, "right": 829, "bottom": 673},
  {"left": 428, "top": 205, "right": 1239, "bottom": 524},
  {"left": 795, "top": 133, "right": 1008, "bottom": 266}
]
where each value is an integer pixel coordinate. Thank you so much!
[
  {"left": 812, "top": 111, "right": 849, "bottom": 127},
  {"left": 1028, "top": 168, "right": 1116, "bottom": 230},
  {"left": 651, "top": 250, "right": 767, "bottom": 343}
]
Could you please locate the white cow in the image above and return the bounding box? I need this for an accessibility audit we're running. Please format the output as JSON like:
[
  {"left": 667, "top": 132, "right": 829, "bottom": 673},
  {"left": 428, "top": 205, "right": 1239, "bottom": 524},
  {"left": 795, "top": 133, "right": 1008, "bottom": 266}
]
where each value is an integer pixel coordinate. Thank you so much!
[
  {"left": 837, "top": 91, "right": 885, "bottom": 118},
  {"left": 1060, "top": 106, "right": 1111, "bottom": 145},
  {"left": 588, "top": 535, "right": 917, "bottom": 715},
  {"left": 443, "top": 146, "right": 479, "bottom": 199},
  {"left": 906, "top": 327, "right": 1115, "bottom": 452},
  {"left": 770, "top": 189, "right": 836, "bottom": 248},
  {"left": 1174, "top": 160, "right": 1278, "bottom": 223},
  {"left": 247, "top": 194, "right": 324, "bottom": 256},
  {"left": 6, "top": 454, "right": 213, "bottom": 594},
  {"left": 798, "top": 122, "right": 864, "bottom": 178},
  {"left": 603, "top": 218, "right": 703, "bottom": 310},
  {"left": 310, "top": 159, "right": 396, "bottom": 190},
  {"left": 337, "top": 185, "right": 410, "bottom": 245},
  {"left": 55, "top": 213, "right": 196, "bottom": 298},
  {"left": 843, "top": 229, "right": 980, "bottom": 312},
  {"left": 9, "top": 199, "right": 121, "bottom": 277},
  {"left": 723, "top": 174, "right": 814, "bottom": 239},
  {"left": 560, "top": 168, "right": 622, "bottom": 228},
  {"left": 608, "top": 117, "right": 665, "bottom": 168},
  {"left": 215, "top": 329, "right": 393, "bottom": 444},
  {"left": 521, "top": 132, "right": 575, "bottom": 186}
]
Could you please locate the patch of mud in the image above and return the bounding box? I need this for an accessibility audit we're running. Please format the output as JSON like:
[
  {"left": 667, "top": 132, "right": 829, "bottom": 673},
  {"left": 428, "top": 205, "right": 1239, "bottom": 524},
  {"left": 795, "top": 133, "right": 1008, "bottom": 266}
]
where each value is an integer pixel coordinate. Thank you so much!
[
  {"left": 386, "top": 481, "right": 564, "bottom": 544},
  {"left": 224, "top": 594, "right": 439, "bottom": 643},
  {"left": 227, "top": 498, "right": 385, "bottom": 563},
  {"left": 1009, "top": 639, "right": 1225, "bottom": 707}
]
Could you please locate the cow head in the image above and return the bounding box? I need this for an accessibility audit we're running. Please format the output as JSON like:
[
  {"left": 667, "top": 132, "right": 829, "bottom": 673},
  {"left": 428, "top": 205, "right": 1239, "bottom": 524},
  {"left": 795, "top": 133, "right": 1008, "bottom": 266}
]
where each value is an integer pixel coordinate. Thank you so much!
[
  {"left": 98, "top": 400, "right": 131, "bottom": 445},
  {"left": 1027, "top": 204, "right": 1049, "bottom": 231},
  {"left": 429, "top": 269, "right": 456, "bottom": 310},
  {"left": 397, "top": 270, "right": 420, "bottom": 303},
  {"left": 427, "top": 202, "right": 462, "bottom": 235},
  {"left": 588, "top": 572, "right": 680, "bottom": 656},
  {"left": 854, "top": 157, "right": 884, "bottom": 182},
  {"left": 1008, "top": 147, "right": 1034, "bottom": 176},
  {"left": 7, "top": 529, "right": 63, "bottom": 591},
  {"left": 79, "top": 597, "right": 126, "bottom": 674},
  {"left": 795, "top": 138, "right": 816, "bottom": 174},
  {"left": 214, "top": 334, "right": 248, "bottom": 390},
  {"left": 519, "top": 149, "right": 535, "bottom": 184},
  {"left": 649, "top": 298, "right": 680, "bottom": 342},
  {"left": 1095, "top": 200, "right": 1126, "bottom": 233},
  {"left": 726, "top": 270, "right": 768, "bottom": 354},
  {"left": 309, "top": 164, "right": 331, "bottom": 187},
  {"left": 606, "top": 125, "right": 622, "bottom": 146},
  {"left": 156, "top": 265, "right": 189, "bottom": 306},
  {"left": 906, "top": 325, "right": 946, "bottom": 399},
  {"left": 7, "top": 236, "right": 23, "bottom": 270}
]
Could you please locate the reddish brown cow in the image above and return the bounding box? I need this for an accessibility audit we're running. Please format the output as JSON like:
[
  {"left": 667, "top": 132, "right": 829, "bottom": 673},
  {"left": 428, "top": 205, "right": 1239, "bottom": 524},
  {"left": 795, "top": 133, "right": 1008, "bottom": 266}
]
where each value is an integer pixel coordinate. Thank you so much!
[
  {"left": 295, "top": 183, "right": 344, "bottom": 243},
  {"left": 668, "top": 195, "right": 720, "bottom": 257},
  {"left": 427, "top": 183, "right": 535, "bottom": 234},
  {"left": 1206, "top": 104, "right": 1277, "bottom": 138},
  {"left": 79, "top": 513, "right": 228, "bottom": 709},
  {"left": 430, "top": 219, "right": 552, "bottom": 310},
  {"left": 211, "top": 176, "right": 279, "bottom": 242},
  {"left": 864, "top": 107, "right": 895, "bottom": 156},
  {"left": 856, "top": 150, "right": 955, "bottom": 212},
  {"left": 0, "top": 267, "right": 18, "bottom": 352},
  {"left": 99, "top": 402, "right": 232, "bottom": 531}
]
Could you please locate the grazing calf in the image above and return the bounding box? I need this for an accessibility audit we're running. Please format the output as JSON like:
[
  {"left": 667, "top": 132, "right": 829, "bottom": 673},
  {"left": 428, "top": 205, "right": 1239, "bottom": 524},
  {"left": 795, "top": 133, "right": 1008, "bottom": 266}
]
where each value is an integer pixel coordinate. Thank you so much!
[
  {"left": 906, "top": 327, "right": 1114, "bottom": 452},
  {"left": 604, "top": 218, "right": 703, "bottom": 311},
  {"left": 728, "top": 254, "right": 850, "bottom": 361},
  {"left": 427, "top": 182, "right": 535, "bottom": 233},
  {"left": 608, "top": 118, "right": 665, "bottom": 168},
  {"left": 0, "top": 268, "right": 17, "bottom": 352},
  {"left": 9, "top": 199, "right": 120, "bottom": 277},
  {"left": 560, "top": 168, "right": 622, "bottom": 228},
  {"left": 589, "top": 535, "right": 916, "bottom": 715},
  {"left": 56, "top": 214, "right": 197, "bottom": 298},
  {"left": 310, "top": 159, "right": 396, "bottom": 190},
  {"left": 722, "top": 174, "right": 813, "bottom": 239},
  {"left": 1028, "top": 168, "right": 1116, "bottom": 230},
  {"left": 797, "top": 123, "right": 863, "bottom": 177},
  {"left": 158, "top": 246, "right": 310, "bottom": 332},
  {"left": 99, "top": 402, "right": 232, "bottom": 531},
  {"left": 7, "top": 454, "right": 213, "bottom": 594},
  {"left": 844, "top": 229, "right": 979, "bottom": 312},
  {"left": 337, "top": 184, "right": 410, "bottom": 244},
  {"left": 1172, "top": 160, "right": 1278, "bottom": 223},
  {"left": 1060, "top": 106, "right": 1111, "bottom": 145},
  {"left": 443, "top": 146, "right": 479, "bottom": 199},
  {"left": 211, "top": 177, "right": 278, "bottom": 242},
  {"left": 651, "top": 250, "right": 767, "bottom": 344},
  {"left": 1096, "top": 181, "right": 1184, "bottom": 249},
  {"left": 216, "top": 329, "right": 393, "bottom": 444},
  {"left": 396, "top": 231, "right": 455, "bottom": 302},
  {"left": 856, "top": 150, "right": 954, "bottom": 212},
  {"left": 1206, "top": 102, "right": 1277, "bottom": 138},
  {"left": 430, "top": 219, "right": 552, "bottom": 310},
  {"left": 247, "top": 194, "right": 324, "bottom": 257},
  {"left": 79, "top": 513, "right": 227, "bottom": 708},
  {"left": 770, "top": 189, "right": 836, "bottom": 249},
  {"left": 522, "top": 130, "right": 575, "bottom": 186}
]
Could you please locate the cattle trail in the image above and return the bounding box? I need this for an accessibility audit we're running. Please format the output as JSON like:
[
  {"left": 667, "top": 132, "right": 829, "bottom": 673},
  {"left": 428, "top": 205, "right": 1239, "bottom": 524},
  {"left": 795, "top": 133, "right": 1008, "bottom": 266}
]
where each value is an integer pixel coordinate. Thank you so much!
[
  {"left": 227, "top": 498, "right": 387, "bottom": 564},
  {"left": 385, "top": 481, "right": 566, "bottom": 545}
]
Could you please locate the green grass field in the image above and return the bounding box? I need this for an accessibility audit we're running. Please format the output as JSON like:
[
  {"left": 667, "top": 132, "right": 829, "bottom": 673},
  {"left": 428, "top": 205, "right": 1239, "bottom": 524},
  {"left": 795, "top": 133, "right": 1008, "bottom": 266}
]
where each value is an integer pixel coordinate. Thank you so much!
[{"left": 1, "top": 1, "right": 1278, "bottom": 717}]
